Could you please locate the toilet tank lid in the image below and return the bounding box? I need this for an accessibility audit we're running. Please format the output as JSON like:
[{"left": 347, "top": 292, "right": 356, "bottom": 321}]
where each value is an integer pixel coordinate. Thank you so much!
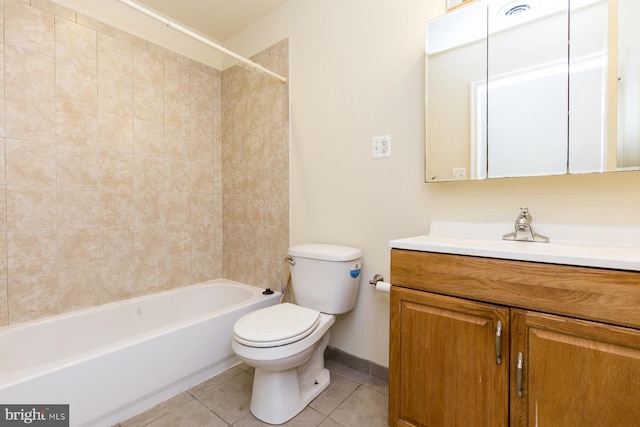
[{"left": 288, "top": 243, "right": 362, "bottom": 261}]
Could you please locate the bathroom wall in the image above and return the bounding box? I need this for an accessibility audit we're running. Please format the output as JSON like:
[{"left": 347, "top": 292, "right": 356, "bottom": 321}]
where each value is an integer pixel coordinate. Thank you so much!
[
  {"left": 224, "top": 0, "right": 640, "bottom": 367},
  {"left": 221, "top": 40, "right": 290, "bottom": 291},
  {"left": 0, "top": 0, "right": 223, "bottom": 325}
]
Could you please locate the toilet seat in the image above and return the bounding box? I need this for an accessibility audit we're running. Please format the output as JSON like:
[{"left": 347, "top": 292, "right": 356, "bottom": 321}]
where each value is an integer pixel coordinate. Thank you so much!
[{"left": 233, "top": 303, "right": 321, "bottom": 348}]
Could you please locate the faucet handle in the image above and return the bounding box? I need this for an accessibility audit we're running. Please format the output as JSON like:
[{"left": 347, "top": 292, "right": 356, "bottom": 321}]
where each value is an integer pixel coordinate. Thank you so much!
[{"left": 515, "top": 207, "right": 531, "bottom": 225}]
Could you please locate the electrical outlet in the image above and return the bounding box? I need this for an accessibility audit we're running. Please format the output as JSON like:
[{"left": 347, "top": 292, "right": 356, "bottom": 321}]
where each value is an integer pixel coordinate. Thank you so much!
[
  {"left": 452, "top": 167, "right": 466, "bottom": 179},
  {"left": 372, "top": 135, "right": 391, "bottom": 159}
]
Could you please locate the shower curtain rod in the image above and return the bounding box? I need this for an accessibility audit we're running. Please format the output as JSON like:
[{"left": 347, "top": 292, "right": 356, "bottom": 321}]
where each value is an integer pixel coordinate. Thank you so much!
[{"left": 116, "top": 0, "right": 287, "bottom": 83}]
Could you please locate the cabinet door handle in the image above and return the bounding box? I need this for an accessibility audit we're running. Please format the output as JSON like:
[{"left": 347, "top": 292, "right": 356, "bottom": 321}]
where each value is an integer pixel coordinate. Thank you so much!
[
  {"left": 495, "top": 320, "right": 502, "bottom": 365},
  {"left": 516, "top": 352, "right": 524, "bottom": 398}
]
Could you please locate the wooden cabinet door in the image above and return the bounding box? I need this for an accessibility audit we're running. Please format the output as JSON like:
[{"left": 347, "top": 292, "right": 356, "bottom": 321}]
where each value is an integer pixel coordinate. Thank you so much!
[
  {"left": 511, "top": 309, "right": 640, "bottom": 427},
  {"left": 390, "top": 287, "right": 509, "bottom": 427}
]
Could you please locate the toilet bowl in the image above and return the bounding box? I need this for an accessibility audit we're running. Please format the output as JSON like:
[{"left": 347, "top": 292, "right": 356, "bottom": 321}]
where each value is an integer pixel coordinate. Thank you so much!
[
  {"left": 231, "top": 243, "right": 362, "bottom": 425},
  {"left": 232, "top": 304, "right": 335, "bottom": 424}
]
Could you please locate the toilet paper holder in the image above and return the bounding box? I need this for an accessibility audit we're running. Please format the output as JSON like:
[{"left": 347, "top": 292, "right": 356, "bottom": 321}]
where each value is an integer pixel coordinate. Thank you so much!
[{"left": 369, "top": 274, "right": 385, "bottom": 286}]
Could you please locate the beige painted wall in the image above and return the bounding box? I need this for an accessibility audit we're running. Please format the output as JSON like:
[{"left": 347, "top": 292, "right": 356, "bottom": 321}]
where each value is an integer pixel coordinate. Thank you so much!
[{"left": 225, "top": 0, "right": 640, "bottom": 367}]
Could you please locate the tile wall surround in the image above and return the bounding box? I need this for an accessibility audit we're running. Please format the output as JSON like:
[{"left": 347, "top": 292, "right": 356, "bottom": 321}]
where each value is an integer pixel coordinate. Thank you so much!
[
  {"left": 0, "top": 0, "right": 289, "bottom": 326},
  {"left": 221, "top": 39, "right": 290, "bottom": 293}
]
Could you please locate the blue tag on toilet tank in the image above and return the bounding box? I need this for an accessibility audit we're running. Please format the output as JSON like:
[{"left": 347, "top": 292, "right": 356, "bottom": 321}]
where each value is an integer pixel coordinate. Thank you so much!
[{"left": 350, "top": 262, "right": 361, "bottom": 278}]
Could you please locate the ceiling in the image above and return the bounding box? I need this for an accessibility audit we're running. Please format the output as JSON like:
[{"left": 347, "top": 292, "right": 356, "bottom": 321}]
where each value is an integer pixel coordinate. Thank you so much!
[{"left": 134, "top": 0, "right": 290, "bottom": 41}]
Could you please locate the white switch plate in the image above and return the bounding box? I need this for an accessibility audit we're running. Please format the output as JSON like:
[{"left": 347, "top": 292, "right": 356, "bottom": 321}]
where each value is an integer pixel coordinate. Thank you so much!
[{"left": 372, "top": 135, "right": 391, "bottom": 159}]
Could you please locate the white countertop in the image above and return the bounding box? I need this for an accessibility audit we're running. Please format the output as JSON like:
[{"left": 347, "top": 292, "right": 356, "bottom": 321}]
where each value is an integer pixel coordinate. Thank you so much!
[{"left": 390, "top": 221, "right": 640, "bottom": 272}]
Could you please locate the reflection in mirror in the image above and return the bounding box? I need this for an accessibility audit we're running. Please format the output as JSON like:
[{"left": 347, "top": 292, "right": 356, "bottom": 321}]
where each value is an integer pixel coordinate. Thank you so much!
[
  {"left": 485, "top": 0, "right": 568, "bottom": 178},
  {"left": 424, "top": 0, "right": 640, "bottom": 182},
  {"left": 425, "top": 2, "right": 486, "bottom": 181},
  {"left": 617, "top": 0, "right": 640, "bottom": 171},
  {"left": 569, "top": 0, "right": 608, "bottom": 174}
]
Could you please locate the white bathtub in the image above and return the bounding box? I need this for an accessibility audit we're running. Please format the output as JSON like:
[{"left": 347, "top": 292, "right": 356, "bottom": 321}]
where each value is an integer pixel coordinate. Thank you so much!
[{"left": 0, "top": 280, "right": 280, "bottom": 427}]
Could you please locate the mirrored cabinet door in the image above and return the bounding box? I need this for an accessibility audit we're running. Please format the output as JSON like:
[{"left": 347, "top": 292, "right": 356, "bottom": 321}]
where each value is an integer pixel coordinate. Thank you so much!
[
  {"left": 485, "top": 0, "right": 568, "bottom": 179},
  {"left": 424, "top": 0, "right": 639, "bottom": 182}
]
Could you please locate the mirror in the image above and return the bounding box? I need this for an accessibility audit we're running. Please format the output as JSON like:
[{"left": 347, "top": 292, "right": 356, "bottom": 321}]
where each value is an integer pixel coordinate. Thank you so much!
[{"left": 425, "top": 0, "right": 640, "bottom": 182}]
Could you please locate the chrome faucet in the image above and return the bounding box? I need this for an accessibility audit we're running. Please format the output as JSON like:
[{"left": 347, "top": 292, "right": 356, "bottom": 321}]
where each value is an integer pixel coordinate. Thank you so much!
[{"left": 502, "top": 207, "right": 549, "bottom": 243}]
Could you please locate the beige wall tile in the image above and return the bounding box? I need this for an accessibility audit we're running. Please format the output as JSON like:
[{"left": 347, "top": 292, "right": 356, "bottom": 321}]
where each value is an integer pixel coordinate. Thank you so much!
[
  {"left": 134, "top": 119, "right": 164, "bottom": 156},
  {"left": 98, "top": 111, "right": 133, "bottom": 152},
  {"left": 58, "top": 268, "right": 101, "bottom": 312},
  {"left": 55, "top": 16, "right": 96, "bottom": 70},
  {"left": 134, "top": 226, "right": 166, "bottom": 261},
  {"left": 164, "top": 95, "right": 190, "bottom": 129},
  {"left": 165, "top": 192, "right": 191, "bottom": 225},
  {"left": 57, "top": 188, "right": 99, "bottom": 229},
  {"left": 8, "top": 274, "right": 59, "bottom": 323},
  {"left": 5, "top": 94, "right": 55, "bottom": 142},
  {"left": 191, "top": 162, "right": 214, "bottom": 194},
  {"left": 55, "top": 60, "right": 98, "bottom": 108},
  {"left": 57, "top": 228, "right": 99, "bottom": 272},
  {"left": 133, "top": 47, "right": 163, "bottom": 88},
  {"left": 164, "top": 125, "right": 190, "bottom": 160},
  {"left": 134, "top": 190, "right": 165, "bottom": 226},
  {"left": 0, "top": 233, "right": 7, "bottom": 280},
  {"left": 134, "top": 82, "right": 163, "bottom": 123},
  {"left": 55, "top": 101, "right": 98, "bottom": 148},
  {"left": 57, "top": 145, "right": 99, "bottom": 187},
  {"left": 98, "top": 72, "right": 133, "bottom": 116},
  {"left": 100, "top": 262, "right": 135, "bottom": 301},
  {"left": 191, "top": 193, "right": 214, "bottom": 224},
  {"left": 192, "top": 223, "right": 215, "bottom": 256},
  {"left": 166, "top": 224, "right": 191, "bottom": 258},
  {"left": 134, "top": 258, "right": 166, "bottom": 294},
  {"left": 99, "top": 189, "right": 133, "bottom": 228},
  {"left": 5, "top": 0, "right": 54, "bottom": 55},
  {"left": 165, "top": 159, "right": 191, "bottom": 193},
  {"left": 0, "top": 279, "right": 7, "bottom": 327},
  {"left": 7, "top": 186, "right": 57, "bottom": 231},
  {"left": 164, "top": 59, "right": 190, "bottom": 104},
  {"left": 5, "top": 45, "right": 55, "bottom": 99},
  {"left": 134, "top": 155, "right": 165, "bottom": 192},
  {"left": 190, "top": 130, "right": 214, "bottom": 163},
  {"left": 164, "top": 256, "right": 192, "bottom": 289},
  {"left": 99, "top": 227, "right": 134, "bottom": 267},
  {"left": 97, "top": 32, "right": 133, "bottom": 78},
  {"left": 0, "top": 140, "right": 6, "bottom": 186},
  {"left": 0, "top": 0, "right": 230, "bottom": 324},
  {"left": 98, "top": 150, "right": 133, "bottom": 191},
  {"left": 7, "top": 231, "right": 57, "bottom": 277},
  {"left": 190, "top": 68, "right": 214, "bottom": 105},
  {"left": 30, "top": 0, "right": 76, "bottom": 21},
  {"left": 192, "top": 255, "right": 216, "bottom": 282}
]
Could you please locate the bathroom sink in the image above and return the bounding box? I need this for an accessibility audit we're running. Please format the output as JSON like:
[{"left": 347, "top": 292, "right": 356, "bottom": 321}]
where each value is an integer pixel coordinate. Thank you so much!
[{"left": 390, "top": 221, "right": 640, "bottom": 271}]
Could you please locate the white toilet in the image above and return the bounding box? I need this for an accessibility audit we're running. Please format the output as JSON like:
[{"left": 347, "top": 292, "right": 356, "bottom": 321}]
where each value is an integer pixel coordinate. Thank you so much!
[{"left": 232, "top": 243, "right": 362, "bottom": 425}]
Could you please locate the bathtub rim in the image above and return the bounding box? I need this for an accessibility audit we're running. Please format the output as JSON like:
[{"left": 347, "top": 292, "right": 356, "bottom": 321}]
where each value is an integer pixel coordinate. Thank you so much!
[{"left": 0, "top": 279, "right": 280, "bottom": 388}]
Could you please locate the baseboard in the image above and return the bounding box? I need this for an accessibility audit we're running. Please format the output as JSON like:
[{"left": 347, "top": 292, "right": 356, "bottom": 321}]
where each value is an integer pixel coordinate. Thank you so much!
[{"left": 325, "top": 346, "right": 388, "bottom": 381}]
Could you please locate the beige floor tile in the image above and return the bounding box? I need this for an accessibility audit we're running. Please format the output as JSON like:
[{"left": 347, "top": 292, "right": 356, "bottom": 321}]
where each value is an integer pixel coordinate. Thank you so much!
[
  {"left": 197, "top": 370, "right": 254, "bottom": 424},
  {"left": 118, "top": 392, "right": 193, "bottom": 427},
  {"left": 309, "top": 373, "right": 359, "bottom": 416},
  {"left": 324, "top": 360, "right": 369, "bottom": 383},
  {"left": 189, "top": 366, "right": 245, "bottom": 397},
  {"left": 328, "top": 385, "right": 388, "bottom": 427},
  {"left": 145, "top": 399, "right": 227, "bottom": 427},
  {"left": 117, "top": 361, "right": 388, "bottom": 427}
]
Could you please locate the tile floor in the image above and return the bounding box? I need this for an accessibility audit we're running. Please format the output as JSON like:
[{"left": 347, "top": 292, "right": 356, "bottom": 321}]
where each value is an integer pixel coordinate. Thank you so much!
[{"left": 115, "top": 360, "right": 389, "bottom": 427}]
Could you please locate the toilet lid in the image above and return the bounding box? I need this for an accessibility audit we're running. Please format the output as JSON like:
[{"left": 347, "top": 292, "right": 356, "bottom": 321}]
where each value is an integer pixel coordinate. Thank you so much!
[{"left": 233, "top": 303, "right": 321, "bottom": 348}]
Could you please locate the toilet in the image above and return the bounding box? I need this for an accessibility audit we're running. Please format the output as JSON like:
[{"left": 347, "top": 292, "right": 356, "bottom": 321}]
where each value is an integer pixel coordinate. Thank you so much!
[{"left": 232, "top": 243, "right": 362, "bottom": 425}]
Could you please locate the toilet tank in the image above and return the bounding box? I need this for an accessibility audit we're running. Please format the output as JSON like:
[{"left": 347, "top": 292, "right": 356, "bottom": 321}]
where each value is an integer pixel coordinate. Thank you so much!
[{"left": 288, "top": 243, "right": 362, "bottom": 314}]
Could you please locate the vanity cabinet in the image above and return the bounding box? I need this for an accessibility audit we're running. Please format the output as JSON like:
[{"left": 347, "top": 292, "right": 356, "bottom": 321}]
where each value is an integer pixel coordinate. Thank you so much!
[{"left": 389, "top": 249, "right": 640, "bottom": 427}]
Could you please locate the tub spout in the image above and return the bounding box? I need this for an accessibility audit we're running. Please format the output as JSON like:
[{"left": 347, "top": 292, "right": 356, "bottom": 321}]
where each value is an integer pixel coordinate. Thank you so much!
[{"left": 502, "top": 207, "right": 549, "bottom": 243}]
